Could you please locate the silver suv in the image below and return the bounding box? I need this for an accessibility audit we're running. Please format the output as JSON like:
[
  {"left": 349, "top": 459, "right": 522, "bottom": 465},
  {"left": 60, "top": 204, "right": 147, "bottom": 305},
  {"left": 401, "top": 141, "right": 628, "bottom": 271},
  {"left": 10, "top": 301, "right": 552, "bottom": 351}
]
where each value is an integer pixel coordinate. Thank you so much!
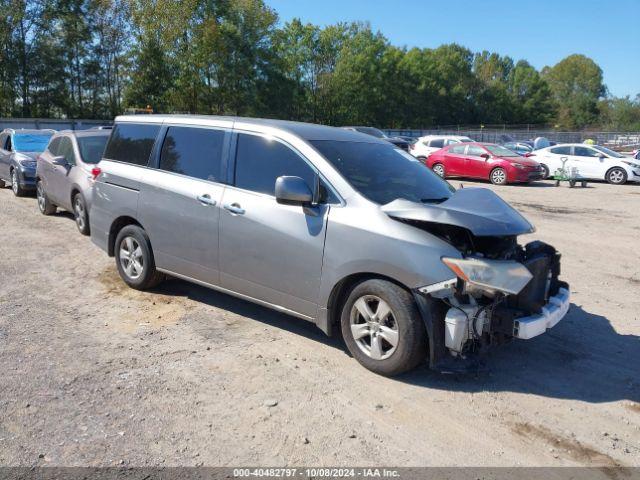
[
  {"left": 36, "top": 129, "right": 111, "bottom": 234},
  {"left": 90, "top": 115, "right": 570, "bottom": 376}
]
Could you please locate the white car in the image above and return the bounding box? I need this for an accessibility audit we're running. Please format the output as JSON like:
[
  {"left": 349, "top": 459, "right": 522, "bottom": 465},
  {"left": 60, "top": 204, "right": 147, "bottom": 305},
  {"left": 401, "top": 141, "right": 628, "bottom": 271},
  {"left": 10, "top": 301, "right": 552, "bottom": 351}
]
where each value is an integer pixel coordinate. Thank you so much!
[
  {"left": 529, "top": 144, "right": 640, "bottom": 185},
  {"left": 410, "top": 135, "right": 473, "bottom": 160}
]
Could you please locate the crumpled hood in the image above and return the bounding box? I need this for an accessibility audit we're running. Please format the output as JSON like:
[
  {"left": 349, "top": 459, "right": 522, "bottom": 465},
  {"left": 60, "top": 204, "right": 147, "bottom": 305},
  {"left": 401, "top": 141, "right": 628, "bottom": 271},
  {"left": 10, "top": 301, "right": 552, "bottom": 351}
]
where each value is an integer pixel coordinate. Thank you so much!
[{"left": 381, "top": 187, "right": 535, "bottom": 237}]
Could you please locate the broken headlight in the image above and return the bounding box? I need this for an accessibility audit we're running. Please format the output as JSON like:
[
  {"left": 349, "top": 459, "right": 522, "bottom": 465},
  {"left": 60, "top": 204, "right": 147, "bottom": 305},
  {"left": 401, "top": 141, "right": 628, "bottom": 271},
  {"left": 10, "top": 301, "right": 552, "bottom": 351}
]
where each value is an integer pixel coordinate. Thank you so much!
[{"left": 441, "top": 257, "right": 533, "bottom": 295}]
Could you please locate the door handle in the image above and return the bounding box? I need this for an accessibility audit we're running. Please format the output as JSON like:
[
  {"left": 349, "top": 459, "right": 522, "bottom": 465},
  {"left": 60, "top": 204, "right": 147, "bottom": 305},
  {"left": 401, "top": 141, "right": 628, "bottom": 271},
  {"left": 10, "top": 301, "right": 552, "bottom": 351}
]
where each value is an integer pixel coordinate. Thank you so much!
[
  {"left": 197, "top": 194, "right": 217, "bottom": 206},
  {"left": 223, "top": 203, "right": 245, "bottom": 215}
]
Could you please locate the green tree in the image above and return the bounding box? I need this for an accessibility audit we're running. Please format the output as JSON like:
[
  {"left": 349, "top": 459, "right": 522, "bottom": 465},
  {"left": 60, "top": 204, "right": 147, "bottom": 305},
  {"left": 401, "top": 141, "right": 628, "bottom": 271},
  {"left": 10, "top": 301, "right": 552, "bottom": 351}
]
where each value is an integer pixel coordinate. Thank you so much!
[
  {"left": 507, "top": 60, "right": 554, "bottom": 124},
  {"left": 124, "top": 36, "right": 174, "bottom": 112},
  {"left": 543, "top": 54, "right": 605, "bottom": 128}
]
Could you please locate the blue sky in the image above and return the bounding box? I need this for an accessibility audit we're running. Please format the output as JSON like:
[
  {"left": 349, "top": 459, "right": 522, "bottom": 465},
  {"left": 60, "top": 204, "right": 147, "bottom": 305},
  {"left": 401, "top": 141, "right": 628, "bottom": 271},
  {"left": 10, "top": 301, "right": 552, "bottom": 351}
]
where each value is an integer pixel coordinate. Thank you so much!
[{"left": 266, "top": 0, "right": 640, "bottom": 98}]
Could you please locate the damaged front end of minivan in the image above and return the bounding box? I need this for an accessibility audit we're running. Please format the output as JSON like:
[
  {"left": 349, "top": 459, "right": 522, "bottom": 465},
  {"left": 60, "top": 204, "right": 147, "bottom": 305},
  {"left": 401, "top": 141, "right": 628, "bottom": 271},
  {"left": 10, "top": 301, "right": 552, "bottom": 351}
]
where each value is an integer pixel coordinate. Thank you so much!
[{"left": 382, "top": 188, "right": 570, "bottom": 373}]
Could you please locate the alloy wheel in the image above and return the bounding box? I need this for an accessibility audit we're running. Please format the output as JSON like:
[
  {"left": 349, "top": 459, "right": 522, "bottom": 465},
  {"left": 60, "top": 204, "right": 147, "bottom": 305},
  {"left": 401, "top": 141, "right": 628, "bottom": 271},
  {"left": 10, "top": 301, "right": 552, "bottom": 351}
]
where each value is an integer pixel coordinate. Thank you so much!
[
  {"left": 608, "top": 169, "right": 625, "bottom": 184},
  {"left": 119, "top": 236, "right": 144, "bottom": 280},
  {"left": 11, "top": 171, "right": 18, "bottom": 194},
  {"left": 37, "top": 182, "right": 46, "bottom": 212},
  {"left": 74, "top": 197, "right": 85, "bottom": 231},
  {"left": 491, "top": 168, "right": 507, "bottom": 185},
  {"left": 433, "top": 164, "right": 445, "bottom": 177},
  {"left": 349, "top": 295, "right": 399, "bottom": 360}
]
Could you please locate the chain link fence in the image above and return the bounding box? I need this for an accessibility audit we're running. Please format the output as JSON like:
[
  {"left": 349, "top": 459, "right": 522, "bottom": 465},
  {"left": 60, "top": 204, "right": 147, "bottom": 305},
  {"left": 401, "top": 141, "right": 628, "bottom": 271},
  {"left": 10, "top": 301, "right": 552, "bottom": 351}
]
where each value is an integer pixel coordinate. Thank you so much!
[{"left": 385, "top": 125, "right": 640, "bottom": 150}]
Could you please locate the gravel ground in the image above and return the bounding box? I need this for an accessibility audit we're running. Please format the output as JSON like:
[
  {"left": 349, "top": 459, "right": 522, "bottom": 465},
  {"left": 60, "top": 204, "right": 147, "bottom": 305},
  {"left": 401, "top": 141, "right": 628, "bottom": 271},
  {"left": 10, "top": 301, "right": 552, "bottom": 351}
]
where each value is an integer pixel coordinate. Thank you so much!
[{"left": 0, "top": 179, "right": 638, "bottom": 468}]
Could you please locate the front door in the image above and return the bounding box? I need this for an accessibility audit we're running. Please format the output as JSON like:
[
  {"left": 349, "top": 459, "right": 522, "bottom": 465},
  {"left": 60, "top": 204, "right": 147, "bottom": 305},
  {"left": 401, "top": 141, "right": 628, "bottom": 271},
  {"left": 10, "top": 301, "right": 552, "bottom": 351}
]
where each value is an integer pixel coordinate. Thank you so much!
[
  {"left": 47, "top": 136, "right": 76, "bottom": 208},
  {"left": 571, "top": 146, "right": 605, "bottom": 179},
  {"left": 219, "top": 132, "right": 328, "bottom": 319},
  {"left": 138, "top": 125, "right": 230, "bottom": 286}
]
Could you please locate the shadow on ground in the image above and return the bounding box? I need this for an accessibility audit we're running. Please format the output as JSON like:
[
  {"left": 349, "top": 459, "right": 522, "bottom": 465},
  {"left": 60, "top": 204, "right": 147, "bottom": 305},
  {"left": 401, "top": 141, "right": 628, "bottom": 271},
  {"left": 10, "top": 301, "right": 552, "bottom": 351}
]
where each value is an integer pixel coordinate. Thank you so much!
[{"left": 151, "top": 278, "right": 639, "bottom": 404}]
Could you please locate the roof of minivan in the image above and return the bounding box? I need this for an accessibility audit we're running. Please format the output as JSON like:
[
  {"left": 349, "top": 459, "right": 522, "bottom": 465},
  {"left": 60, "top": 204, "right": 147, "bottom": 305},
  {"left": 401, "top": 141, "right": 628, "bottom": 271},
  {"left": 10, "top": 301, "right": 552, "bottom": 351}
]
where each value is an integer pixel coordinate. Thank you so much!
[{"left": 114, "top": 114, "right": 387, "bottom": 144}]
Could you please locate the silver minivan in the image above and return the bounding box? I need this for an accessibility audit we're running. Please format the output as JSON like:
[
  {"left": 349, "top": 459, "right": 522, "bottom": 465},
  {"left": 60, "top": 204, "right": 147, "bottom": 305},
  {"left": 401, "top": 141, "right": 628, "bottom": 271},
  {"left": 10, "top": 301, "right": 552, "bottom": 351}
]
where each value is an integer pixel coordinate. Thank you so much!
[
  {"left": 90, "top": 115, "right": 570, "bottom": 375},
  {"left": 36, "top": 129, "right": 111, "bottom": 234}
]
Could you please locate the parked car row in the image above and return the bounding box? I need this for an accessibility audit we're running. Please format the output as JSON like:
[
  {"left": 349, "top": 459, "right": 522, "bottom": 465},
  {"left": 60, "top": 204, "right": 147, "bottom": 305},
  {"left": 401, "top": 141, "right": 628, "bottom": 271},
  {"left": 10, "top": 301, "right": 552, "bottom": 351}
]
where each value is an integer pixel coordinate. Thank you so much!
[
  {"left": 0, "top": 116, "right": 572, "bottom": 376},
  {"left": 395, "top": 131, "right": 640, "bottom": 185}
]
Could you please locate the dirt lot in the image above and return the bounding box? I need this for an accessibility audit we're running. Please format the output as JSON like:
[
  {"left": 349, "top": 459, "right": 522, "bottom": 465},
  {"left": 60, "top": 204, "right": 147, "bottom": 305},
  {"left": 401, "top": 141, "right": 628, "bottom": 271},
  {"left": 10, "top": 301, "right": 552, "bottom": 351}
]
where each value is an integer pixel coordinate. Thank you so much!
[{"left": 0, "top": 179, "right": 639, "bottom": 468}]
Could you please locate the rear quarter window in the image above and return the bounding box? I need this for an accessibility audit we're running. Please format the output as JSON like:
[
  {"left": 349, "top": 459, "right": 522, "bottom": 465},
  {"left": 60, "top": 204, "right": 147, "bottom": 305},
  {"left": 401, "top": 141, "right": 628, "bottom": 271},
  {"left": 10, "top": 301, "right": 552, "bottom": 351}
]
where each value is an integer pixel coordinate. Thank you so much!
[{"left": 104, "top": 123, "right": 161, "bottom": 166}]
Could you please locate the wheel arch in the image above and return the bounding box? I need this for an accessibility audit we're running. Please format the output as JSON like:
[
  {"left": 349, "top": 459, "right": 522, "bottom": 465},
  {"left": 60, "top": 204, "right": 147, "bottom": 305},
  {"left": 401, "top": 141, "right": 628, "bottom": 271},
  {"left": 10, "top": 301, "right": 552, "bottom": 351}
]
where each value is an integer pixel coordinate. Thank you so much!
[
  {"left": 323, "top": 272, "right": 442, "bottom": 368},
  {"left": 107, "top": 216, "right": 144, "bottom": 257}
]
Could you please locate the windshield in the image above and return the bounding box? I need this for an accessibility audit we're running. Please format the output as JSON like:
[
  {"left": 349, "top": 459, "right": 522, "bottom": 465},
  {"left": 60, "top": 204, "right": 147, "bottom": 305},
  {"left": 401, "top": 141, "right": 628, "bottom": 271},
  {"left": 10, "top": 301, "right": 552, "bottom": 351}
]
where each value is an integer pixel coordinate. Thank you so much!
[
  {"left": 460, "top": 137, "right": 473, "bottom": 143},
  {"left": 356, "top": 127, "right": 387, "bottom": 139},
  {"left": 592, "top": 145, "right": 625, "bottom": 159},
  {"left": 13, "top": 133, "right": 53, "bottom": 153},
  {"left": 311, "top": 140, "right": 454, "bottom": 205},
  {"left": 486, "top": 145, "right": 520, "bottom": 158},
  {"left": 77, "top": 135, "right": 109, "bottom": 164}
]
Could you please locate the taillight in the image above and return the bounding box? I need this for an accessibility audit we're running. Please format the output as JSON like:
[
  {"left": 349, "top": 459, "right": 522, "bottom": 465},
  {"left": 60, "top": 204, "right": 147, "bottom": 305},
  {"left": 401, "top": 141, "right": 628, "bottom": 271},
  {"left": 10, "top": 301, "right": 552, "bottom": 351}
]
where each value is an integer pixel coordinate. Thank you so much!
[
  {"left": 524, "top": 153, "right": 534, "bottom": 157},
  {"left": 91, "top": 167, "right": 102, "bottom": 180}
]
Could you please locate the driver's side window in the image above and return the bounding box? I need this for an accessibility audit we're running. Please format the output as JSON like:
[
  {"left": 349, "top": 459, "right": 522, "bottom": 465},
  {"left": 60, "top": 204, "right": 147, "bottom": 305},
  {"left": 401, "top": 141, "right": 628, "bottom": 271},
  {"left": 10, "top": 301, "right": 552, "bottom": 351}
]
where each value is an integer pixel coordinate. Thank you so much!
[
  {"left": 574, "top": 146, "right": 599, "bottom": 158},
  {"left": 58, "top": 137, "right": 77, "bottom": 165},
  {"left": 234, "top": 133, "right": 317, "bottom": 198}
]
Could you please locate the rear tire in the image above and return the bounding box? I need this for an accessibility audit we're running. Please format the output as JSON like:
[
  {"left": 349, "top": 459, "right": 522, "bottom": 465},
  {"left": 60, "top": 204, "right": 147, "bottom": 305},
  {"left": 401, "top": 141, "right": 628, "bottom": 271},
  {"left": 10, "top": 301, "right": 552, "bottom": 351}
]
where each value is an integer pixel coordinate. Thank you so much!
[
  {"left": 606, "top": 167, "right": 627, "bottom": 185},
  {"left": 36, "top": 180, "right": 56, "bottom": 215},
  {"left": 114, "top": 225, "right": 165, "bottom": 290},
  {"left": 73, "top": 193, "right": 90, "bottom": 236},
  {"left": 490, "top": 167, "right": 508, "bottom": 185},
  {"left": 432, "top": 163, "right": 445, "bottom": 178},
  {"left": 340, "top": 279, "right": 427, "bottom": 376},
  {"left": 540, "top": 164, "right": 549, "bottom": 179},
  {"left": 0, "top": 179, "right": 5, "bottom": 188}
]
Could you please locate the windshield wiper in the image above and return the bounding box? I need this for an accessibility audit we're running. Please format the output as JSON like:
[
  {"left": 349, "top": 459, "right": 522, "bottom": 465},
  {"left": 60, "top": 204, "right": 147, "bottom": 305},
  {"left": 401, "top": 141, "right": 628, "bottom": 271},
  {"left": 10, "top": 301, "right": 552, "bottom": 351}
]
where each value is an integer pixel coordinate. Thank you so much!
[{"left": 419, "top": 197, "right": 449, "bottom": 204}]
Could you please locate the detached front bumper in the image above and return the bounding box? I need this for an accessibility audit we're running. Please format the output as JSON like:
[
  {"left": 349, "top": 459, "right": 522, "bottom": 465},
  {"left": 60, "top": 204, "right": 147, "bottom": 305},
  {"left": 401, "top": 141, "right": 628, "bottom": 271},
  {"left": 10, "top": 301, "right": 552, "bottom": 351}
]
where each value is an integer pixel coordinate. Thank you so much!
[{"left": 513, "top": 287, "right": 570, "bottom": 339}]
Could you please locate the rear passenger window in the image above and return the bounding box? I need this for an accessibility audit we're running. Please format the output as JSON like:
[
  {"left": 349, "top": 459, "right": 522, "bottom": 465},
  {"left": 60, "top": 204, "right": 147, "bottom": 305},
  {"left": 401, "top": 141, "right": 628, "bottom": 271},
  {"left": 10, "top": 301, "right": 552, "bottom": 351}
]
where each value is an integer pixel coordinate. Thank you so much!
[
  {"left": 104, "top": 123, "right": 160, "bottom": 166},
  {"left": 429, "top": 139, "right": 444, "bottom": 148},
  {"left": 550, "top": 146, "right": 571, "bottom": 155},
  {"left": 449, "top": 145, "right": 467, "bottom": 154},
  {"left": 159, "top": 127, "right": 226, "bottom": 182},
  {"left": 235, "top": 134, "right": 316, "bottom": 196}
]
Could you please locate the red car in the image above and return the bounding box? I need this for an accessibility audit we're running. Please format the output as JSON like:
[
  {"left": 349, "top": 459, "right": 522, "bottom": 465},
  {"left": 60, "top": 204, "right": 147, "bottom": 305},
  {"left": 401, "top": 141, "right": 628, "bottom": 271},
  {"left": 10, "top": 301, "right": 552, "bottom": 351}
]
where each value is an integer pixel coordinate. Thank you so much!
[{"left": 426, "top": 142, "right": 544, "bottom": 185}]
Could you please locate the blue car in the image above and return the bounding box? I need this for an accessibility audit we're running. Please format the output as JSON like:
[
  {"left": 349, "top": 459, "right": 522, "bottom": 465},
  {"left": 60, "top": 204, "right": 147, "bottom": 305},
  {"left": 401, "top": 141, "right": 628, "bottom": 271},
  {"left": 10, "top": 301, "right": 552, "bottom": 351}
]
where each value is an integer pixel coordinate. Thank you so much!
[{"left": 0, "top": 129, "right": 55, "bottom": 196}]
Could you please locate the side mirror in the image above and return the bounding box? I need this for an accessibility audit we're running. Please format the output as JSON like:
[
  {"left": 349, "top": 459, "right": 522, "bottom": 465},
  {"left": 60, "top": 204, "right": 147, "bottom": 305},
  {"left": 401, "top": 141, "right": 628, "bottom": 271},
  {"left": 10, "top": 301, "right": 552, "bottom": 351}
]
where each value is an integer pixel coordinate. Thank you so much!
[
  {"left": 480, "top": 153, "right": 490, "bottom": 160},
  {"left": 51, "top": 155, "right": 67, "bottom": 166},
  {"left": 275, "top": 176, "right": 313, "bottom": 205}
]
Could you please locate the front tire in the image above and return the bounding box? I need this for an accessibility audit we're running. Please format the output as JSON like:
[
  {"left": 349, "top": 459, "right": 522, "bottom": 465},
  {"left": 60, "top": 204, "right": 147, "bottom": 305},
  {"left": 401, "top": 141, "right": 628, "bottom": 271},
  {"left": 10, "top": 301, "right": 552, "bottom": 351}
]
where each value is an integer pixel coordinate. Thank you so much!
[
  {"left": 606, "top": 167, "right": 627, "bottom": 185},
  {"left": 490, "top": 167, "right": 508, "bottom": 185},
  {"left": 11, "top": 169, "right": 26, "bottom": 197},
  {"left": 36, "top": 180, "right": 56, "bottom": 215},
  {"left": 114, "top": 225, "right": 165, "bottom": 290},
  {"left": 73, "top": 193, "right": 90, "bottom": 235},
  {"left": 340, "top": 279, "right": 427, "bottom": 376}
]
